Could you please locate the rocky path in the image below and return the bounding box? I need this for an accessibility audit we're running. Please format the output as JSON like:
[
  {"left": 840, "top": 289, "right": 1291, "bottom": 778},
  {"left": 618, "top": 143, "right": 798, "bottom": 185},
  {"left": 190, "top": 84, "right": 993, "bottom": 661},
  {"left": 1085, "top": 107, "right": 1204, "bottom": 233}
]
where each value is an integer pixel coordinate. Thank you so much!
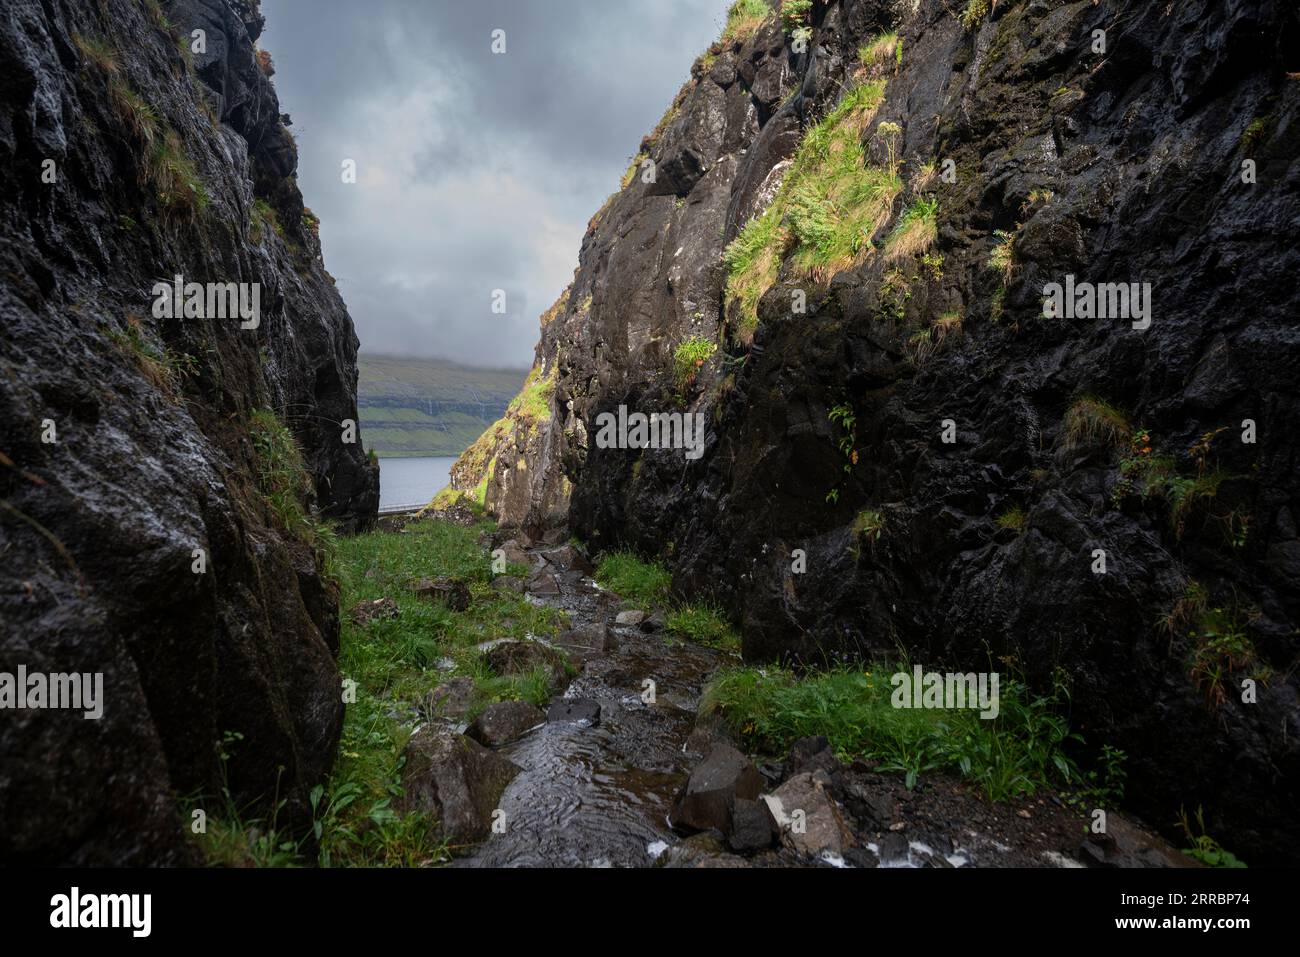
[{"left": 403, "top": 526, "right": 1197, "bottom": 869}]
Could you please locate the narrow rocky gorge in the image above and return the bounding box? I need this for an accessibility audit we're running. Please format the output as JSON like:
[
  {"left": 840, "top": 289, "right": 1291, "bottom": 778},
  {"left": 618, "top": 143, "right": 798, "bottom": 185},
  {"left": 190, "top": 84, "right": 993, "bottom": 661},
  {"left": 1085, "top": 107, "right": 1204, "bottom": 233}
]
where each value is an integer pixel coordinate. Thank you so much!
[
  {"left": 391, "top": 524, "right": 1193, "bottom": 868},
  {"left": 451, "top": 0, "right": 1300, "bottom": 865}
]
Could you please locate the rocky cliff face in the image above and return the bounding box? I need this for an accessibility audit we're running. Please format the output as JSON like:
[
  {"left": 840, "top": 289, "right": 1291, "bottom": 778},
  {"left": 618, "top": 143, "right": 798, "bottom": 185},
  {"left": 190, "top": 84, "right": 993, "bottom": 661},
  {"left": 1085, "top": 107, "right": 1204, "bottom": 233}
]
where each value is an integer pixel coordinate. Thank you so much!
[
  {"left": 463, "top": 0, "right": 1300, "bottom": 863},
  {"left": 0, "top": 0, "right": 377, "bottom": 863}
]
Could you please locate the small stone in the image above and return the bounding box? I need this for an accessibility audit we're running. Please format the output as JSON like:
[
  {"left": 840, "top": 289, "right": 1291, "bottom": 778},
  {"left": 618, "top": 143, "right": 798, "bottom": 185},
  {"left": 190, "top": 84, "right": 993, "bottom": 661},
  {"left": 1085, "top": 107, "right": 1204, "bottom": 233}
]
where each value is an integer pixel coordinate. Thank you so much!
[
  {"left": 410, "top": 576, "right": 471, "bottom": 612},
  {"left": 546, "top": 698, "right": 601, "bottom": 726},
  {"left": 615, "top": 610, "right": 648, "bottom": 626},
  {"left": 466, "top": 701, "right": 545, "bottom": 747},
  {"left": 349, "top": 596, "right": 398, "bottom": 625},
  {"left": 424, "top": 676, "right": 477, "bottom": 720}
]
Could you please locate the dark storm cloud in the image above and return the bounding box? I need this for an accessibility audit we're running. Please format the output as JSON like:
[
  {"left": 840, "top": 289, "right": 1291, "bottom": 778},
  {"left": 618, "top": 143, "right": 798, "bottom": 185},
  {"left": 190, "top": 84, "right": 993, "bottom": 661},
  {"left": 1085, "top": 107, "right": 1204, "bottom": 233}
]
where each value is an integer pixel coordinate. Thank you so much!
[{"left": 260, "top": 0, "right": 728, "bottom": 366}]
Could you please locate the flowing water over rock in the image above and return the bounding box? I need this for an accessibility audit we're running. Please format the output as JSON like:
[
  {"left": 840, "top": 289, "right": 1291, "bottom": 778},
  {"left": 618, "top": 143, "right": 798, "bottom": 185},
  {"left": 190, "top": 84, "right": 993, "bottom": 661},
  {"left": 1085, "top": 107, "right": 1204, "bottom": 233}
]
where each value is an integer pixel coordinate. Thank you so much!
[{"left": 460, "top": 549, "right": 731, "bottom": 867}]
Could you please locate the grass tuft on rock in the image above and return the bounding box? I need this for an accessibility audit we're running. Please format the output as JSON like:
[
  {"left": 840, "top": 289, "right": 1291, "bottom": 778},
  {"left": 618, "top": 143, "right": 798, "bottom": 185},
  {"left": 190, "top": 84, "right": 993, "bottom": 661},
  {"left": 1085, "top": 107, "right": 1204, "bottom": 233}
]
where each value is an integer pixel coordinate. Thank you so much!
[
  {"left": 595, "top": 551, "right": 672, "bottom": 607},
  {"left": 666, "top": 602, "right": 740, "bottom": 651},
  {"left": 673, "top": 335, "right": 717, "bottom": 387},
  {"left": 723, "top": 80, "right": 896, "bottom": 340},
  {"left": 1063, "top": 395, "right": 1131, "bottom": 451},
  {"left": 884, "top": 196, "right": 938, "bottom": 262},
  {"left": 721, "top": 0, "right": 772, "bottom": 44}
]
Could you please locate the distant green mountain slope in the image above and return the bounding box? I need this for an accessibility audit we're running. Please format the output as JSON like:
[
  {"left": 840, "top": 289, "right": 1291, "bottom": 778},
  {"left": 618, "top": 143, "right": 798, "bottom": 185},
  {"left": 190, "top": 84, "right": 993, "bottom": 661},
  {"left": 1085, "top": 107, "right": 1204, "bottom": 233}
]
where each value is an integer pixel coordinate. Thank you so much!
[{"left": 358, "top": 355, "right": 527, "bottom": 457}]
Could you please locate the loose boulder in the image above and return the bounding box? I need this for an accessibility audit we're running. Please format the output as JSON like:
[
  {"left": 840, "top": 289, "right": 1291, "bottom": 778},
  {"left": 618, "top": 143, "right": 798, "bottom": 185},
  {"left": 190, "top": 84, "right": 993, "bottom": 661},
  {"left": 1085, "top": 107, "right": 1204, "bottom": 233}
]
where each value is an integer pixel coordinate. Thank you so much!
[
  {"left": 763, "top": 771, "right": 857, "bottom": 858},
  {"left": 410, "top": 576, "right": 471, "bottom": 612},
  {"left": 423, "top": 676, "right": 478, "bottom": 720},
  {"left": 483, "top": 640, "right": 568, "bottom": 687},
  {"left": 466, "top": 701, "right": 545, "bottom": 747},
  {"left": 671, "top": 743, "right": 764, "bottom": 834},
  {"left": 398, "top": 726, "right": 520, "bottom": 844},
  {"left": 349, "top": 596, "right": 399, "bottom": 625}
]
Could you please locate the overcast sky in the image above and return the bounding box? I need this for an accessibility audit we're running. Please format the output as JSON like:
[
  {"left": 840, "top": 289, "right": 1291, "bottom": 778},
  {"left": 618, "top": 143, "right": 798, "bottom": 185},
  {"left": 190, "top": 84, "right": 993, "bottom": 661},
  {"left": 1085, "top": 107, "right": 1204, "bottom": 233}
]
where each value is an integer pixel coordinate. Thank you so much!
[{"left": 260, "top": 0, "right": 728, "bottom": 368}]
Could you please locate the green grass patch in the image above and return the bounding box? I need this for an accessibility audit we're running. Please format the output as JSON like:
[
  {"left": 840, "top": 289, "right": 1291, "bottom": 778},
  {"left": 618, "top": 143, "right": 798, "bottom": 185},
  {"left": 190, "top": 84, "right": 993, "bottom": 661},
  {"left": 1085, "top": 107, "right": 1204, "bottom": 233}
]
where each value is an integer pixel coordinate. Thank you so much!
[
  {"left": 188, "top": 516, "right": 566, "bottom": 866},
  {"left": 959, "top": 0, "right": 991, "bottom": 31},
  {"left": 1062, "top": 395, "right": 1131, "bottom": 451},
  {"left": 723, "top": 80, "right": 896, "bottom": 340},
  {"left": 1179, "top": 807, "right": 1247, "bottom": 868},
  {"left": 673, "top": 335, "right": 717, "bottom": 387},
  {"left": 250, "top": 198, "right": 282, "bottom": 244},
  {"left": 780, "top": 0, "right": 812, "bottom": 32},
  {"left": 702, "top": 666, "right": 1081, "bottom": 800},
  {"left": 666, "top": 603, "right": 739, "bottom": 651},
  {"left": 506, "top": 364, "right": 555, "bottom": 422},
  {"left": 595, "top": 551, "right": 672, "bottom": 607},
  {"left": 722, "top": 0, "right": 771, "bottom": 43},
  {"left": 108, "top": 314, "right": 192, "bottom": 393},
  {"left": 858, "top": 32, "right": 901, "bottom": 74},
  {"left": 884, "top": 196, "right": 938, "bottom": 262},
  {"left": 987, "top": 227, "right": 1018, "bottom": 286},
  {"left": 996, "top": 506, "right": 1028, "bottom": 533}
]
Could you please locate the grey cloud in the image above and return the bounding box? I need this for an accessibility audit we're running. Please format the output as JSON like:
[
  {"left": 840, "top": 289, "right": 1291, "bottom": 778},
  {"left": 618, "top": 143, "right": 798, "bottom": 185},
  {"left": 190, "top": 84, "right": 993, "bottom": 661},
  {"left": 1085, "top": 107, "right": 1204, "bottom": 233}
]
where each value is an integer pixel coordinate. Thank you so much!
[{"left": 260, "top": 0, "right": 728, "bottom": 365}]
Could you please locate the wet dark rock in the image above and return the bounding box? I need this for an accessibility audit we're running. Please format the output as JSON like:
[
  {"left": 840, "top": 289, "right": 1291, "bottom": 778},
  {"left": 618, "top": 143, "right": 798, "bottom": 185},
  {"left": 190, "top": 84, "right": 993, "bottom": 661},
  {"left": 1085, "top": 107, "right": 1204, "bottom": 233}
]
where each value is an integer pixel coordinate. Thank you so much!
[
  {"left": 0, "top": 0, "right": 376, "bottom": 864},
  {"left": 546, "top": 698, "right": 601, "bottom": 726},
  {"left": 466, "top": 701, "right": 545, "bottom": 748},
  {"left": 1079, "top": 816, "right": 1202, "bottom": 869},
  {"left": 838, "top": 777, "right": 897, "bottom": 832},
  {"left": 876, "top": 832, "right": 911, "bottom": 864},
  {"left": 842, "top": 847, "right": 880, "bottom": 869},
  {"left": 552, "top": 623, "right": 615, "bottom": 665},
  {"left": 786, "top": 735, "right": 840, "bottom": 779},
  {"left": 349, "top": 597, "right": 399, "bottom": 625},
  {"left": 450, "top": 0, "right": 1300, "bottom": 864},
  {"left": 496, "top": 540, "right": 536, "bottom": 571},
  {"left": 410, "top": 576, "right": 471, "bottom": 612},
  {"left": 527, "top": 572, "right": 562, "bottom": 597},
  {"left": 729, "top": 797, "right": 780, "bottom": 853},
  {"left": 671, "top": 743, "right": 765, "bottom": 835},
  {"left": 539, "top": 543, "right": 591, "bottom": 573},
  {"left": 659, "top": 831, "right": 729, "bottom": 869},
  {"left": 684, "top": 713, "right": 734, "bottom": 757},
  {"left": 398, "top": 726, "right": 520, "bottom": 844}
]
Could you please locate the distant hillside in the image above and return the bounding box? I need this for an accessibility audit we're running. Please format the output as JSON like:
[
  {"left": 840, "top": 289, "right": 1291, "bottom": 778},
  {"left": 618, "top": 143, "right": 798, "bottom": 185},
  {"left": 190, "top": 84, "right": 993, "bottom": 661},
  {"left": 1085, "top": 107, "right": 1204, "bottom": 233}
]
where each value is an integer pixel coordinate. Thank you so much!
[{"left": 358, "top": 355, "right": 527, "bottom": 457}]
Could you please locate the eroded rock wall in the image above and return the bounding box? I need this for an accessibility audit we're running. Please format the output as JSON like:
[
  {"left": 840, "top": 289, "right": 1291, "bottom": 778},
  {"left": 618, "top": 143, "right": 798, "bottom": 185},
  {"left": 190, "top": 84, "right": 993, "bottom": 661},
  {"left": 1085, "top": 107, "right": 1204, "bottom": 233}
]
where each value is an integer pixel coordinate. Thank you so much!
[
  {"left": 0, "top": 0, "right": 377, "bottom": 863},
  {"left": 479, "top": 0, "right": 1300, "bottom": 863}
]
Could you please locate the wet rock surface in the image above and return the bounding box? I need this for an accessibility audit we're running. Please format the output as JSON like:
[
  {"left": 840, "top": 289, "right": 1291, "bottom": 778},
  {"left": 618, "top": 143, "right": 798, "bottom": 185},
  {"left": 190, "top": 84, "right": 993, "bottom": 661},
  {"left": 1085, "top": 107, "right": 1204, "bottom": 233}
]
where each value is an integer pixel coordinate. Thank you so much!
[
  {"left": 466, "top": 702, "right": 545, "bottom": 748},
  {"left": 454, "top": 0, "right": 1300, "bottom": 863},
  {"left": 399, "top": 725, "right": 521, "bottom": 844},
  {"left": 0, "top": 0, "right": 376, "bottom": 864},
  {"left": 452, "top": 538, "right": 1192, "bottom": 868}
]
